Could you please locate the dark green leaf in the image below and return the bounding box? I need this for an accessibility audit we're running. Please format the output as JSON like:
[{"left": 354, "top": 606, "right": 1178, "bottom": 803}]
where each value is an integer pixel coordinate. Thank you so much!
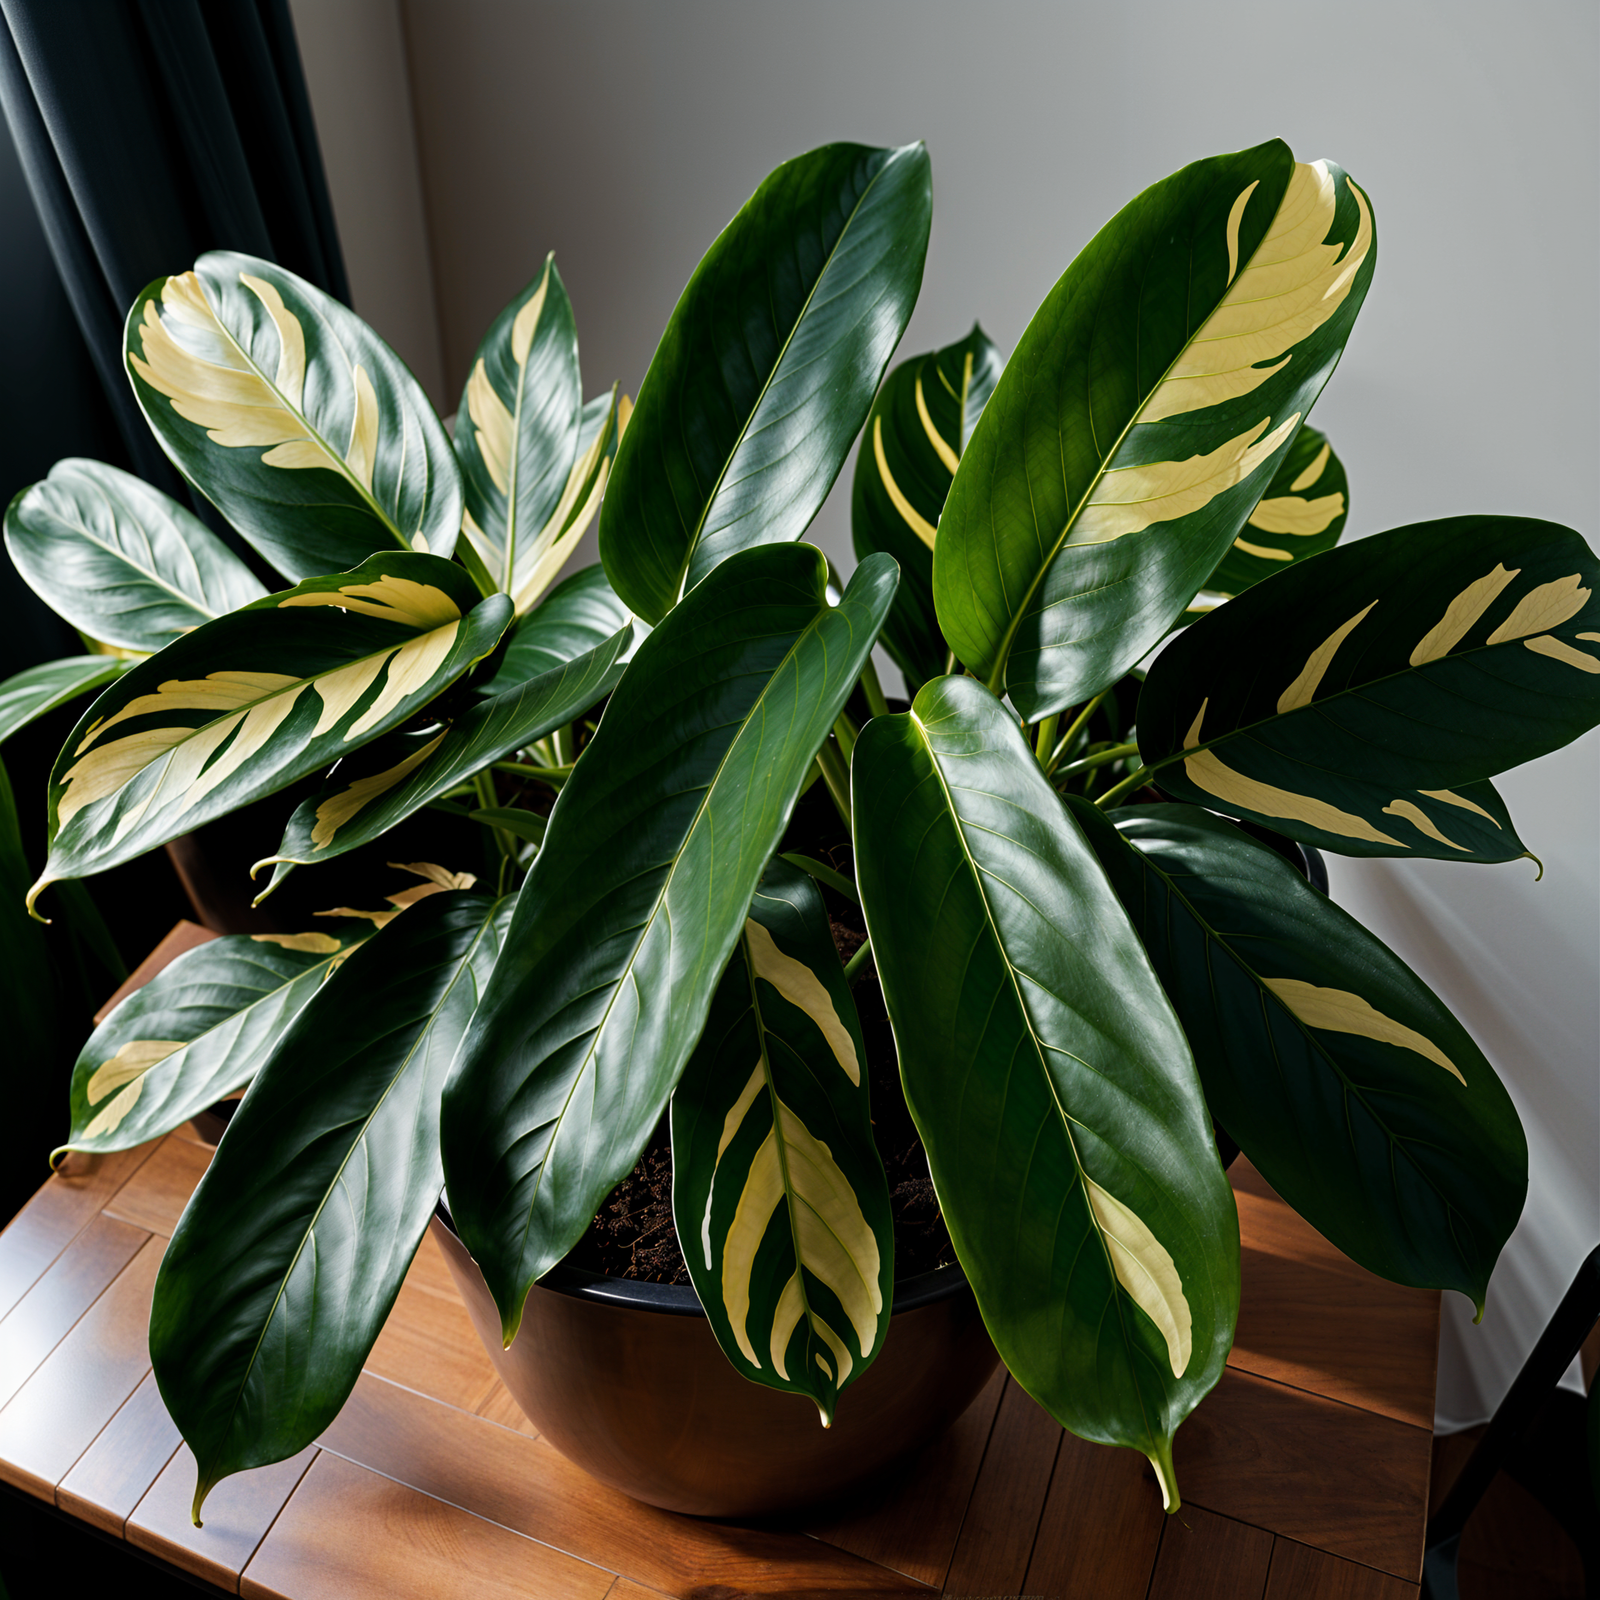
[
  {"left": 0, "top": 656, "right": 134, "bottom": 745},
  {"left": 58, "top": 927, "right": 367, "bottom": 1155},
  {"left": 31, "top": 554, "right": 510, "bottom": 910},
  {"left": 469, "top": 808, "right": 546, "bottom": 847},
  {"left": 126, "top": 252, "right": 462, "bottom": 579},
  {"left": 441, "top": 544, "right": 898, "bottom": 1342},
  {"left": 852, "top": 325, "right": 1004, "bottom": 686},
  {"left": 1199, "top": 425, "right": 1349, "bottom": 603},
  {"left": 1138, "top": 516, "right": 1599, "bottom": 859},
  {"left": 600, "top": 142, "right": 931, "bottom": 623},
  {"left": 852, "top": 676, "right": 1237, "bottom": 1509},
  {"left": 476, "top": 563, "right": 635, "bottom": 696},
  {"left": 1069, "top": 799, "right": 1526, "bottom": 1312},
  {"left": 150, "top": 891, "right": 507, "bottom": 1521},
  {"left": 671, "top": 859, "right": 892, "bottom": 1425},
  {"left": 4, "top": 459, "right": 266, "bottom": 652},
  {"left": 935, "top": 141, "right": 1375, "bottom": 719}
]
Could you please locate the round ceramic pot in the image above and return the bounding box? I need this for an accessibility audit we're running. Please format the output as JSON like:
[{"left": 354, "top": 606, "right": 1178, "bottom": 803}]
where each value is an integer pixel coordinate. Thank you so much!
[{"left": 428, "top": 1206, "right": 1002, "bottom": 1518}]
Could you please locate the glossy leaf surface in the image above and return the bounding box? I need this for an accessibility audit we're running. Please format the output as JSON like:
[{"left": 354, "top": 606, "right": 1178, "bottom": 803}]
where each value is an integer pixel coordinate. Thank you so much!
[
  {"left": 0, "top": 656, "right": 133, "bottom": 745},
  {"left": 1070, "top": 800, "right": 1526, "bottom": 1310},
  {"left": 126, "top": 252, "right": 462, "bottom": 579},
  {"left": 1139, "top": 516, "right": 1600, "bottom": 859},
  {"left": 600, "top": 142, "right": 930, "bottom": 623},
  {"left": 1203, "top": 425, "right": 1348, "bottom": 600},
  {"left": 4, "top": 459, "right": 266, "bottom": 652},
  {"left": 672, "top": 860, "right": 892, "bottom": 1425},
  {"left": 935, "top": 140, "right": 1375, "bottom": 719},
  {"left": 150, "top": 892, "right": 506, "bottom": 1520},
  {"left": 852, "top": 676, "right": 1237, "bottom": 1507},
  {"left": 476, "top": 563, "right": 635, "bottom": 696},
  {"left": 442, "top": 544, "right": 898, "bottom": 1342},
  {"left": 58, "top": 928, "right": 367, "bottom": 1154},
  {"left": 257, "top": 617, "right": 631, "bottom": 883},
  {"left": 32, "top": 555, "right": 510, "bottom": 908},
  {"left": 851, "top": 325, "right": 1004, "bottom": 686},
  {"left": 455, "top": 255, "right": 582, "bottom": 595}
]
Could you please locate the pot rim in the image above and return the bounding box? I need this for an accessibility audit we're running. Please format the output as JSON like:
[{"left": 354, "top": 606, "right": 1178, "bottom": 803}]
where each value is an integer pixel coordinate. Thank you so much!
[{"left": 433, "top": 1196, "right": 970, "bottom": 1317}]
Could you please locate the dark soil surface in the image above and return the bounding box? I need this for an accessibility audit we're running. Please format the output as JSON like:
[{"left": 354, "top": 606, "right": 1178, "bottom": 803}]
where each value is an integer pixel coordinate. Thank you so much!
[{"left": 564, "top": 768, "right": 956, "bottom": 1287}]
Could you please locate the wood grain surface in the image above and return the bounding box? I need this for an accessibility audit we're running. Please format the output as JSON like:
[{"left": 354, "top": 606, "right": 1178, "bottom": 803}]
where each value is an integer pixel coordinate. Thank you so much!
[{"left": 0, "top": 933, "right": 1443, "bottom": 1600}]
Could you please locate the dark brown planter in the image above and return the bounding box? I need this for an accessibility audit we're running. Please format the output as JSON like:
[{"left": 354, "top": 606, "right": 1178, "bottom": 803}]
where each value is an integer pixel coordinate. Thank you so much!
[{"left": 429, "top": 1207, "right": 1002, "bottom": 1518}]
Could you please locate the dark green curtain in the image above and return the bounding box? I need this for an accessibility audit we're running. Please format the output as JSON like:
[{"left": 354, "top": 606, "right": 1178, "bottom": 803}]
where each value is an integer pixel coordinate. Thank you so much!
[{"left": 0, "top": 2, "right": 349, "bottom": 1249}]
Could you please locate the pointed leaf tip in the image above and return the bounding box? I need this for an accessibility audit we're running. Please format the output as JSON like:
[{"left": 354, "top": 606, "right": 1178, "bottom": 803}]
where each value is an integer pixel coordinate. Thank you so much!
[{"left": 1148, "top": 1438, "right": 1180, "bottom": 1512}]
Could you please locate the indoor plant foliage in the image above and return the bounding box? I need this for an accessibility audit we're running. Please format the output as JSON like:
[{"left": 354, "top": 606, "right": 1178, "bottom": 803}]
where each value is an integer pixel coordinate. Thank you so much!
[{"left": 2, "top": 133, "right": 1592, "bottom": 1521}]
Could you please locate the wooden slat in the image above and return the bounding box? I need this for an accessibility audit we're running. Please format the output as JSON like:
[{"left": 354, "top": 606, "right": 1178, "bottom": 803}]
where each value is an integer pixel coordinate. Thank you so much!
[
  {"left": 102, "top": 1134, "right": 212, "bottom": 1237},
  {"left": 802, "top": 1364, "right": 1003, "bottom": 1588},
  {"left": 0, "top": 1233, "right": 162, "bottom": 1499},
  {"left": 1265, "top": 1537, "right": 1420, "bottom": 1598},
  {"left": 0, "top": 1143, "right": 160, "bottom": 1321},
  {"left": 604, "top": 1584, "right": 672, "bottom": 1600},
  {"left": 362, "top": 1231, "right": 503, "bottom": 1411},
  {"left": 57, "top": 1369, "right": 182, "bottom": 1536},
  {"left": 242, "top": 1451, "right": 622, "bottom": 1600},
  {"left": 940, "top": 1377, "right": 1061, "bottom": 1595},
  {"left": 1173, "top": 1367, "right": 1430, "bottom": 1581},
  {"left": 470, "top": 1374, "right": 539, "bottom": 1436},
  {"left": 94, "top": 919, "right": 218, "bottom": 1023},
  {"left": 316, "top": 1371, "right": 907, "bottom": 1595},
  {"left": 1023, "top": 1429, "right": 1165, "bottom": 1599},
  {"left": 0, "top": 1213, "right": 148, "bottom": 1412},
  {"left": 1148, "top": 1504, "right": 1274, "bottom": 1599},
  {"left": 1229, "top": 1165, "right": 1439, "bottom": 1429},
  {"left": 128, "top": 1442, "right": 318, "bottom": 1591}
]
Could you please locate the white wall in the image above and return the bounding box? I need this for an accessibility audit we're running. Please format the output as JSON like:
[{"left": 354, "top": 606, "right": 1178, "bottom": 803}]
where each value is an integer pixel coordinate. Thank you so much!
[{"left": 299, "top": 0, "right": 1599, "bottom": 1427}]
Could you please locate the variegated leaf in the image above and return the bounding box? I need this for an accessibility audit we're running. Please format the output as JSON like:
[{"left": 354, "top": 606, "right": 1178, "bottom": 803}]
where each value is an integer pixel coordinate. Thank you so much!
[
  {"left": 672, "top": 859, "right": 892, "bottom": 1425},
  {"left": 851, "top": 325, "right": 1005, "bottom": 687},
  {"left": 1138, "top": 516, "right": 1600, "bottom": 859},
  {"left": 1068, "top": 800, "right": 1526, "bottom": 1312},
  {"left": 935, "top": 141, "right": 1375, "bottom": 719},
  {"left": 255, "top": 617, "right": 631, "bottom": 887},
  {"left": 852, "top": 676, "right": 1238, "bottom": 1509},
  {"left": 1200, "top": 425, "right": 1349, "bottom": 603},
  {"left": 477, "top": 563, "right": 636, "bottom": 696},
  {"left": 126, "top": 252, "right": 462, "bottom": 580},
  {"left": 30, "top": 555, "right": 511, "bottom": 910},
  {"left": 4, "top": 459, "right": 266, "bottom": 652},
  {"left": 58, "top": 928, "right": 367, "bottom": 1155},
  {"left": 0, "top": 656, "right": 134, "bottom": 745}
]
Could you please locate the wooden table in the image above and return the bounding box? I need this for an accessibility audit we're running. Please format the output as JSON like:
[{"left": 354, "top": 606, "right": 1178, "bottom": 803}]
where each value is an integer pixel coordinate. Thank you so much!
[{"left": 0, "top": 930, "right": 1441, "bottom": 1599}]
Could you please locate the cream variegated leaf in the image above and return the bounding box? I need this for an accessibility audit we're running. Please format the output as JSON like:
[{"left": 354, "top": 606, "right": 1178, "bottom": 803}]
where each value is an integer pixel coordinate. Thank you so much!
[
  {"left": 126, "top": 252, "right": 462, "bottom": 581},
  {"left": 1139, "top": 516, "right": 1599, "bottom": 860},
  {"left": 936, "top": 141, "right": 1375, "bottom": 718},
  {"left": 59, "top": 928, "right": 369, "bottom": 1156},
  {"left": 31, "top": 554, "right": 510, "bottom": 910},
  {"left": 1071, "top": 800, "right": 1526, "bottom": 1311},
  {"left": 671, "top": 860, "right": 892, "bottom": 1425}
]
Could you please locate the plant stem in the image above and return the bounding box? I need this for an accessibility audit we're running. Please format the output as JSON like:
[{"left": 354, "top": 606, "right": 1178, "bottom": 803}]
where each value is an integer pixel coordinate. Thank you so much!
[
  {"left": 1049, "top": 689, "right": 1110, "bottom": 772},
  {"left": 833, "top": 709, "right": 859, "bottom": 761},
  {"left": 492, "top": 760, "right": 572, "bottom": 785},
  {"left": 472, "top": 770, "right": 518, "bottom": 865},
  {"left": 1095, "top": 764, "right": 1155, "bottom": 809},
  {"left": 843, "top": 938, "right": 874, "bottom": 985},
  {"left": 860, "top": 658, "right": 890, "bottom": 719},
  {"left": 943, "top": 647, "right": 958, "bottom": 678},
  {"left": 815, "top": 735, "right": 852, "bottom": 828},
  {"left": 1054, "top": 740, "right": 1140, "bottom": 779},
  {"left": 552, "top": 722, "right": 575, "bottom": 766},
  {"left": 1033, "top": 713, "right": 1060, "bottom": 774},
  {"left": 781, "top": 852, "right": 860, "bottom": 904}
]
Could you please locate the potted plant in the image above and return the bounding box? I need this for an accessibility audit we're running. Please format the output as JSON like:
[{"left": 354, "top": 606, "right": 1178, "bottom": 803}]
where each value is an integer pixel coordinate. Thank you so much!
[{"left": 4, "top": 133, "right": 1594, "bottom": 1528}]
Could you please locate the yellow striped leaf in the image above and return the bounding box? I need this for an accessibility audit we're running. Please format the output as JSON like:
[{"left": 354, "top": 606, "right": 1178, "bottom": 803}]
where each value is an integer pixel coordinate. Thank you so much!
[
  {"left": 126, "top": 252, "right": 462, "bottom": 581},
  {"left": 671, "top": 859, "right": 892, "bottom": 1425},
  {"left": 1138, "top": 516, "right": 1598, "bottom": 860},
  {"left": 30, "top": 555, "right": 510, "bottom": 911},
  {"left": 936, "top": 140, "right": 1375, "bottom": 719}
]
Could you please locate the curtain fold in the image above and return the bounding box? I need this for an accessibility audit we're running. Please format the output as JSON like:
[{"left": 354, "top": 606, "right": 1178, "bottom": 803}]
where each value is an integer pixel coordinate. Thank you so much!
[{"left": 0, "top": 0, "right": 349, "bottom": 503}]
